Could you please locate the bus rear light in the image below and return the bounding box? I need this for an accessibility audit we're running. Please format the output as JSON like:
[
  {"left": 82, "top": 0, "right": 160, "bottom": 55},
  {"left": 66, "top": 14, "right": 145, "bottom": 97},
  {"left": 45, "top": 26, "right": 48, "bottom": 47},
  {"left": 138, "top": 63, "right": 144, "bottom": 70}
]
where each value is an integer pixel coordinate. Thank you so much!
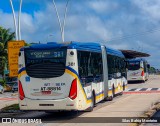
[
  {"left": 66, "top": 104, "right": 74, "bottom": 106},
  {"left": 18, "top": 80, "right": 25, "bottom": 100},
  {"left": 69, "top": 79, "right": 77, "bottom": 100},
  {"left": 141, "top": 71, "right": 144, "bottom": 76}
]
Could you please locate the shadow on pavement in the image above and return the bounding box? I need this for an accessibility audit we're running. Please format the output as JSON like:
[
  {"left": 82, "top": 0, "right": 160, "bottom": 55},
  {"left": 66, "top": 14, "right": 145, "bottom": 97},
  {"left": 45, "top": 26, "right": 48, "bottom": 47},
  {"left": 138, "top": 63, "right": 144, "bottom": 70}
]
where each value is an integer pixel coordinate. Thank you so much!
[
  {"left": 10, "top": 110, "right": 87, "bottom": 123},
  {"left": 128, "top": 80, "right": 144, "bottom": 84}
]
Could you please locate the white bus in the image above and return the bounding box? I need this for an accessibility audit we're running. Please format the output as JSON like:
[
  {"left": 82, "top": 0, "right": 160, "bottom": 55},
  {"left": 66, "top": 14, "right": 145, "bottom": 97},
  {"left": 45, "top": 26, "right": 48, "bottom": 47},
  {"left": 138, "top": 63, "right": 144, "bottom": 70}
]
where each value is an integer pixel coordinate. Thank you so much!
[
  {"left": 18, "top": 42, "right": 127, "bottom": 111},
  {"left": 127, "top": 58, "right": 150, "bottom": 82}
]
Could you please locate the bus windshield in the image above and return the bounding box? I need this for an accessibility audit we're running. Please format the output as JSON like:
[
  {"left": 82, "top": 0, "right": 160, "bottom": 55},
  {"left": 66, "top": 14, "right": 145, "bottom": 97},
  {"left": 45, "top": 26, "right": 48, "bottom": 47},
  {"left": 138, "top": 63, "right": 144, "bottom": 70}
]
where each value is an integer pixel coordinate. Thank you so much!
[
  {"left": 24, "top": 48, "right": 67, "bottom": 78},
  {"left": 128, "top": 61, "right": 140, "bottom": 70}
]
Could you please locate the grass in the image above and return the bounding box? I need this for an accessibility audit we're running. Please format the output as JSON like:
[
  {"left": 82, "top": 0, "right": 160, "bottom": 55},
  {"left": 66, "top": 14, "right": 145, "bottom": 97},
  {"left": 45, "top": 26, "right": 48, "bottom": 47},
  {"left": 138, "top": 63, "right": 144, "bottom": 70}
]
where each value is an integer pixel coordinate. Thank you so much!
[{"left": 2, "top": 104, "right": 19, "bottom": 111}]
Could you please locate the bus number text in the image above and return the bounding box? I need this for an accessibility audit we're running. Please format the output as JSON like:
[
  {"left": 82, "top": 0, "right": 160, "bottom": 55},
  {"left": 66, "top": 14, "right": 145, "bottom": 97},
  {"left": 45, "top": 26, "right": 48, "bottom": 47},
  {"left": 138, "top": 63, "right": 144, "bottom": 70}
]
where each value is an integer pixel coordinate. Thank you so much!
[{"left": 68, "top": 62, "right": 75, "bottom": 66}]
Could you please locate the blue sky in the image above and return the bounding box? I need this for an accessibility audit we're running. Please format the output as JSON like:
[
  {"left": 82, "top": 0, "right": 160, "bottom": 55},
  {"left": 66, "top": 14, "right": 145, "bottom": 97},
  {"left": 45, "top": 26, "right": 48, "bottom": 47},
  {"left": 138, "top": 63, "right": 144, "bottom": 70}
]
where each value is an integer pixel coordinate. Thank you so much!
[{"left": 0, "top": 0, "right": 160, "bottom": 68}]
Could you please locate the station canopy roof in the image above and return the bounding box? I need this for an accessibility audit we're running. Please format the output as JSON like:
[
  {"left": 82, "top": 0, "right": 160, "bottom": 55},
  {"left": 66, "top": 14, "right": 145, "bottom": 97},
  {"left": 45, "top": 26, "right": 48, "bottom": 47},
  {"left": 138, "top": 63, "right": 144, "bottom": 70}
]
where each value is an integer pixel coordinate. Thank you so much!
[{"left": 120, "top": 50, "right": 150, "bottom": 59}]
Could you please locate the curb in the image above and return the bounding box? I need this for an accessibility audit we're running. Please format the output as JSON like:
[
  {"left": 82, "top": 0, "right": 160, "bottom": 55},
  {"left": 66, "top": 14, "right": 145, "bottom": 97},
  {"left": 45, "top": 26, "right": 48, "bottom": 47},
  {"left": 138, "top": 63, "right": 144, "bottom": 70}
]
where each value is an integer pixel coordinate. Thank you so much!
[
  {"left": 11, "top": 93, "right": 18, "bottom": 96},
  {"left": 129, "top": 101, "right": 160, "bottom": 126},
  {"left": 0, "top": 109, "right": 24, "bottom": 113}
]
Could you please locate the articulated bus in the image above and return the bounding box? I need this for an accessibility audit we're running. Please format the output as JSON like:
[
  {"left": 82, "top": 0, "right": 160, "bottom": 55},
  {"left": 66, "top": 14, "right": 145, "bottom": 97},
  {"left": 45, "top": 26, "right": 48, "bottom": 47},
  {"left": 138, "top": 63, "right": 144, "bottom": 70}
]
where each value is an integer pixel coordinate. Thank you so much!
[
  {"left": 18, "top": 42, "right": 127, "bottom": 111},
  {"left": 127, "top": 58, "right": 150, "bottom": 82}
]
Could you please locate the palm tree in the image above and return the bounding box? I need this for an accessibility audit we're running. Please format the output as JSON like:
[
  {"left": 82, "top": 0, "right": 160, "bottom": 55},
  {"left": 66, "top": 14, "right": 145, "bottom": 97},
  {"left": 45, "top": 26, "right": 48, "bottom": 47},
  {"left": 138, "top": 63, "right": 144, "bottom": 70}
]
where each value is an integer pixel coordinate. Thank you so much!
[{"left": 0, "top": 26, "right": 15, "bottom": 76}]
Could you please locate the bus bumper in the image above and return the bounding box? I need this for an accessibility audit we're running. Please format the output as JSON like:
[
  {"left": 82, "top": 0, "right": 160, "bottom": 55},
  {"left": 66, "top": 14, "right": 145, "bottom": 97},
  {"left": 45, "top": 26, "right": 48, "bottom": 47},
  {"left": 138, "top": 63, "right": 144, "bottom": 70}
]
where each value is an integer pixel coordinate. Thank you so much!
[
  {"left": 19, "top": 98, "right": 78, "bottom": 111},
  {"left": 128, "top": 76, "right": 145, "bottom": 81}
]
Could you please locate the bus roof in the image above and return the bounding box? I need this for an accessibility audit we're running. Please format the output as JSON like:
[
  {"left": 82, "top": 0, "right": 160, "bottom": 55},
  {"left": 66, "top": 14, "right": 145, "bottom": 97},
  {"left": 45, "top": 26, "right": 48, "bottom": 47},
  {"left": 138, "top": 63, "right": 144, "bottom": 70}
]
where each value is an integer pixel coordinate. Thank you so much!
[
  {"left": 106, "top": 47, "right": 124, "bottom": 58},
  {"left": 128, "top": 58, "right": 147, "bottom": 62},
  {"left": 21, "top": 41, "right": 125, "bottom": 58}
]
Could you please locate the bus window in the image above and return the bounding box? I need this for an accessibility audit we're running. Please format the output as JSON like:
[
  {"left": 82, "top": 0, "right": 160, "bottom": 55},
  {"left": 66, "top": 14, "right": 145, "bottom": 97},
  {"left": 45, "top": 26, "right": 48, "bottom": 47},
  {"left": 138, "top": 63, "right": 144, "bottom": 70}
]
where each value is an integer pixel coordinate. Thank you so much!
[
  {"left": 78, "top": 51, "right": 103, "bottom": 84},
  {"left": 128, "top": 61, "right": 140, "bottom": 71},
  {"left": 24, "top": 48, "right": 67, "bottom": 78}
]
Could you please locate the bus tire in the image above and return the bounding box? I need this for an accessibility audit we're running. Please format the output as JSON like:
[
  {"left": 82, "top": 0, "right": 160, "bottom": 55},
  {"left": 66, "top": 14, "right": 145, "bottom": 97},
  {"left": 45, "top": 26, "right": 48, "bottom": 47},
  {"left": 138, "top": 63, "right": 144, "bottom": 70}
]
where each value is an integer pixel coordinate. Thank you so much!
[
  {"left": 107, "top": 87, "right": 114, "bottom": 101},
  {"left": 108, "top": 96, "right": 113, "bottom": 101},
  {"left": 123, "top": 84, "right": 125, "bottom": 91},
  {"left": 112, "top": 86, "right": 115, "bottom": 96},
  {"left": 86, "top": 92, "right": 95, "bottom": 112}
]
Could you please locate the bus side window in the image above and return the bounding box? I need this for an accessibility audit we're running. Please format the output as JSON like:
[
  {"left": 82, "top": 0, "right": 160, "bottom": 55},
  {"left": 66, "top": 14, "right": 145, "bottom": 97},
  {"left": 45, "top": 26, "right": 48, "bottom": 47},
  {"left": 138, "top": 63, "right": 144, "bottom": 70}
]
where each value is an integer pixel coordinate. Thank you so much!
[
  {"left": 77, "top": 51, "right": 90, "bottom": 78},
  {"left": 107, "top": 54, "right": 116, "bottom": 79},
  {"left": 78, "top": 51, "right": 103, "bottom": 84}
]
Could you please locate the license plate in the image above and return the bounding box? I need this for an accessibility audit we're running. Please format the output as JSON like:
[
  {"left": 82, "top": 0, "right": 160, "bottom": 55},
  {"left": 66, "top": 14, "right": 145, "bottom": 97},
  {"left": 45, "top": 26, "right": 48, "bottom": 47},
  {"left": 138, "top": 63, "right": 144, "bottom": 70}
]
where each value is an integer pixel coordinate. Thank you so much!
[{"left": 42, "top": 91, "right": 51, "bottom": 95}]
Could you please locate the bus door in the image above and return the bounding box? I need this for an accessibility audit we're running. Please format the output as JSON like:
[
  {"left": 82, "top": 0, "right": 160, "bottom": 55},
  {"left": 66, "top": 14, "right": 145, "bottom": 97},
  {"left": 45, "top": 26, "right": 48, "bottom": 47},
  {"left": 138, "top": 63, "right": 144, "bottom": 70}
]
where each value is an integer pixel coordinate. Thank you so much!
[
  {"left": 115, "top": 76, "right": 122, "bottom": 93},
  {"left": 81, "top": 77, "right": 92, "bottom": 101},
  {"left": 93, "top": 75, "right": 103, "bottom": 101}
]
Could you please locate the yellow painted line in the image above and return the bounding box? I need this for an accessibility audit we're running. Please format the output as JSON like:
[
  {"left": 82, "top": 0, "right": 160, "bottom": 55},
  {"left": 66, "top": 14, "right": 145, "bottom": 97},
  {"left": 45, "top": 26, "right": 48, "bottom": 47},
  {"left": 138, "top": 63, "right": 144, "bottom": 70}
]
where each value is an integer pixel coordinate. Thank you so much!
[
  {"left": 96, "top": 93, "right": 104, "bottom": 100},
  {"left": 18, "top": 70, "right": 27, "bottom": 79},
  {"left": 115, "top": 87, "right": 119, "bottom": 94}
]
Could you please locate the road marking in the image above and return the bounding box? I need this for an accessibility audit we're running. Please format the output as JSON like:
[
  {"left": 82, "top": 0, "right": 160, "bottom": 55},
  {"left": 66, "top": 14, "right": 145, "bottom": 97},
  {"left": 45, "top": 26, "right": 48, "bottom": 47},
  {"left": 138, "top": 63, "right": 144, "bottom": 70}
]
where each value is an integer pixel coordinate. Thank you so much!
[
  {"left": 146, "top": 88, "right": 152, "bottom": 91},
  {"left": 128, "top": 88, "right": 137, "bottom": 91},
  {"left": 139, "top": 88, "right": 148, "bottom": 91},
  {"left": 135, "top": 88, "right": 142, "bottom": 91},
  {"left": 124, "top": 88, "right": 160, "bottom": 94},
  {"left": 151, "top": 88, "right": 159, "bottom": 91}
]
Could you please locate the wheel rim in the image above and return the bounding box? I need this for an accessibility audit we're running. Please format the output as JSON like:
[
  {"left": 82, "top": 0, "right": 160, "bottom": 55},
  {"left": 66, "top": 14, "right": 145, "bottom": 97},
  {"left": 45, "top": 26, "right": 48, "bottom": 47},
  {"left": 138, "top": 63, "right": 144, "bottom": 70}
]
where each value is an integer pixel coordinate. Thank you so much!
[
  {"left": 123, "top": 85, "right": 125, "bottom": 91},
  {"left": 112, "top": 87, "right": 114, "bottom": 96},
  {"left": 91, "top": 96, "right": 94, "bottom": 108}
]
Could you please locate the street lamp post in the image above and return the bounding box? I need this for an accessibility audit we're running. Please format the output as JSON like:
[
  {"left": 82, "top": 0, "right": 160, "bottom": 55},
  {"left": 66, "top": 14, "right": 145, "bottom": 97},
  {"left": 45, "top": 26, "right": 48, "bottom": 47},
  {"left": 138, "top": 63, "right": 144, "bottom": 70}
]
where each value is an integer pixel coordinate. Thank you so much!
[
  {"left": 52, "top": 0, "right": 63, "bottom": 42},
  {"left": 52, "top": 0, "right": 70, "bottom": 43},
  {"left": 18, "top": 0, "right": 23, "bottom": 40},
  {"left": 9, "top": 0, "right": 18, "bottom": 40},
  {"left": 62, "top": 0, "right": 70, "bottom": 43},
  {"left": 9, "top": 0, "right": 23, "bottom": 41}
]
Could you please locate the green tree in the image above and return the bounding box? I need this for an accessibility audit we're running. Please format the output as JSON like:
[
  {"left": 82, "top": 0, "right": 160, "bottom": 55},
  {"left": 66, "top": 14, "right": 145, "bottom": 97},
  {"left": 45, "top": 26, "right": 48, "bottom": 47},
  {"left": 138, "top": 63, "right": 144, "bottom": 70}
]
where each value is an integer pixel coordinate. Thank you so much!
[
  {"left": 149, "top": 66, "right": 156, "bottom": 74},
  {"left": 0, "top": 26, "right": 15, "bottom": 76}
]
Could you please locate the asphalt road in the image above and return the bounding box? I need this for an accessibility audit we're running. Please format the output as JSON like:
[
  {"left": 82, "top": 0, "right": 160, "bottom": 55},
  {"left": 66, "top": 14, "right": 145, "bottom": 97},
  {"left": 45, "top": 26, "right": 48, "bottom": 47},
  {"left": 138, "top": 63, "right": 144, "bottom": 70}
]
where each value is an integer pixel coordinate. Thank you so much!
[{"left": 127, "top": 74, "right": 160, "bottom": 89}]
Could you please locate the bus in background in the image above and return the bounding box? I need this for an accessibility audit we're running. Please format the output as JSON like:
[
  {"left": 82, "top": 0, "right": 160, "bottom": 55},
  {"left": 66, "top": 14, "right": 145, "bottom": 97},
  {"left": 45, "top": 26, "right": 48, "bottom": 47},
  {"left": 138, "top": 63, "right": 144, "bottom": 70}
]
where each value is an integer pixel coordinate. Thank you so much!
[
  {"left": 18, "top": 42, "right": 127, "bottom": 112},
  {"left": 127, "top": 58, "right": 150, "bottom": 82}
]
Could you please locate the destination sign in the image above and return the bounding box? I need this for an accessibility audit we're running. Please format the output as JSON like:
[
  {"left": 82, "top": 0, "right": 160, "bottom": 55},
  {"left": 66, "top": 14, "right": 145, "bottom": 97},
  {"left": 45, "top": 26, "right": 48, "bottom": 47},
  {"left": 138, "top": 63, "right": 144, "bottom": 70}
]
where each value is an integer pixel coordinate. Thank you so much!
[{"left": 26, "top": 50, "right": 65, "bottom": 59}]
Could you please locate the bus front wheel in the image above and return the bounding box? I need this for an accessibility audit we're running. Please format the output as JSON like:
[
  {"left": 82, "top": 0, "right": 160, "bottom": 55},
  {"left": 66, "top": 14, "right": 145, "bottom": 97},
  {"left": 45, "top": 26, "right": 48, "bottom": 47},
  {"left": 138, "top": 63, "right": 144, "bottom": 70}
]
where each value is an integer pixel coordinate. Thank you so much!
[
  {"left": 123, "top": 84, "right": 125, "bottom": 91},
  {"left": 86, "top": 92, "right": 95, "bottom": 112},
  {"left": 107, "top": 87, "right": 114, "bottom": 101}
]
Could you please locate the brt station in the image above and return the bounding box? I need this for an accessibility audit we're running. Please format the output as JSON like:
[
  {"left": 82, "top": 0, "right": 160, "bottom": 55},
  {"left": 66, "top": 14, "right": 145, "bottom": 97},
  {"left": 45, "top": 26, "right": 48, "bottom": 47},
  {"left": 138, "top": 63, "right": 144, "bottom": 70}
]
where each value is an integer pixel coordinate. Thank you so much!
[
  {"left": 120, "top": 50, "right": 150, "bottom": 82},
  {"left": 120, "top": 49, "right": 150, "bottom": 59},
  {"left": 3, "top": 1, "right": 160, "bottom": 124}
]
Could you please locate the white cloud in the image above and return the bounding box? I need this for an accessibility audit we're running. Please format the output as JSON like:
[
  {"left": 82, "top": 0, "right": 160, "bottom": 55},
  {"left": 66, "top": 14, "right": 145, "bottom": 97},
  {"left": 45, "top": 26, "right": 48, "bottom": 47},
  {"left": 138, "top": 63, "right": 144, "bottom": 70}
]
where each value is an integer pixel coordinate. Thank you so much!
[
  {"left": 1, "top": 1, "right": 160, "bottom": 68},
  {"left": 88, "top": 0, "right": 119, "bottom": 14},
  {"left": 132, "top": 0, "right": 160, "bottom": 21},
  {"left": 0, "top": 10, "right": 14, "bottom": 30},
  {"left": 86, "top": 16, "right": 112, "bottom": 41},
  {"left": 0, "top": 10, "right": 35, "bottom": 33},
  {"left": 21, "top": 13, "right": 35, "bottom": 33}
]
